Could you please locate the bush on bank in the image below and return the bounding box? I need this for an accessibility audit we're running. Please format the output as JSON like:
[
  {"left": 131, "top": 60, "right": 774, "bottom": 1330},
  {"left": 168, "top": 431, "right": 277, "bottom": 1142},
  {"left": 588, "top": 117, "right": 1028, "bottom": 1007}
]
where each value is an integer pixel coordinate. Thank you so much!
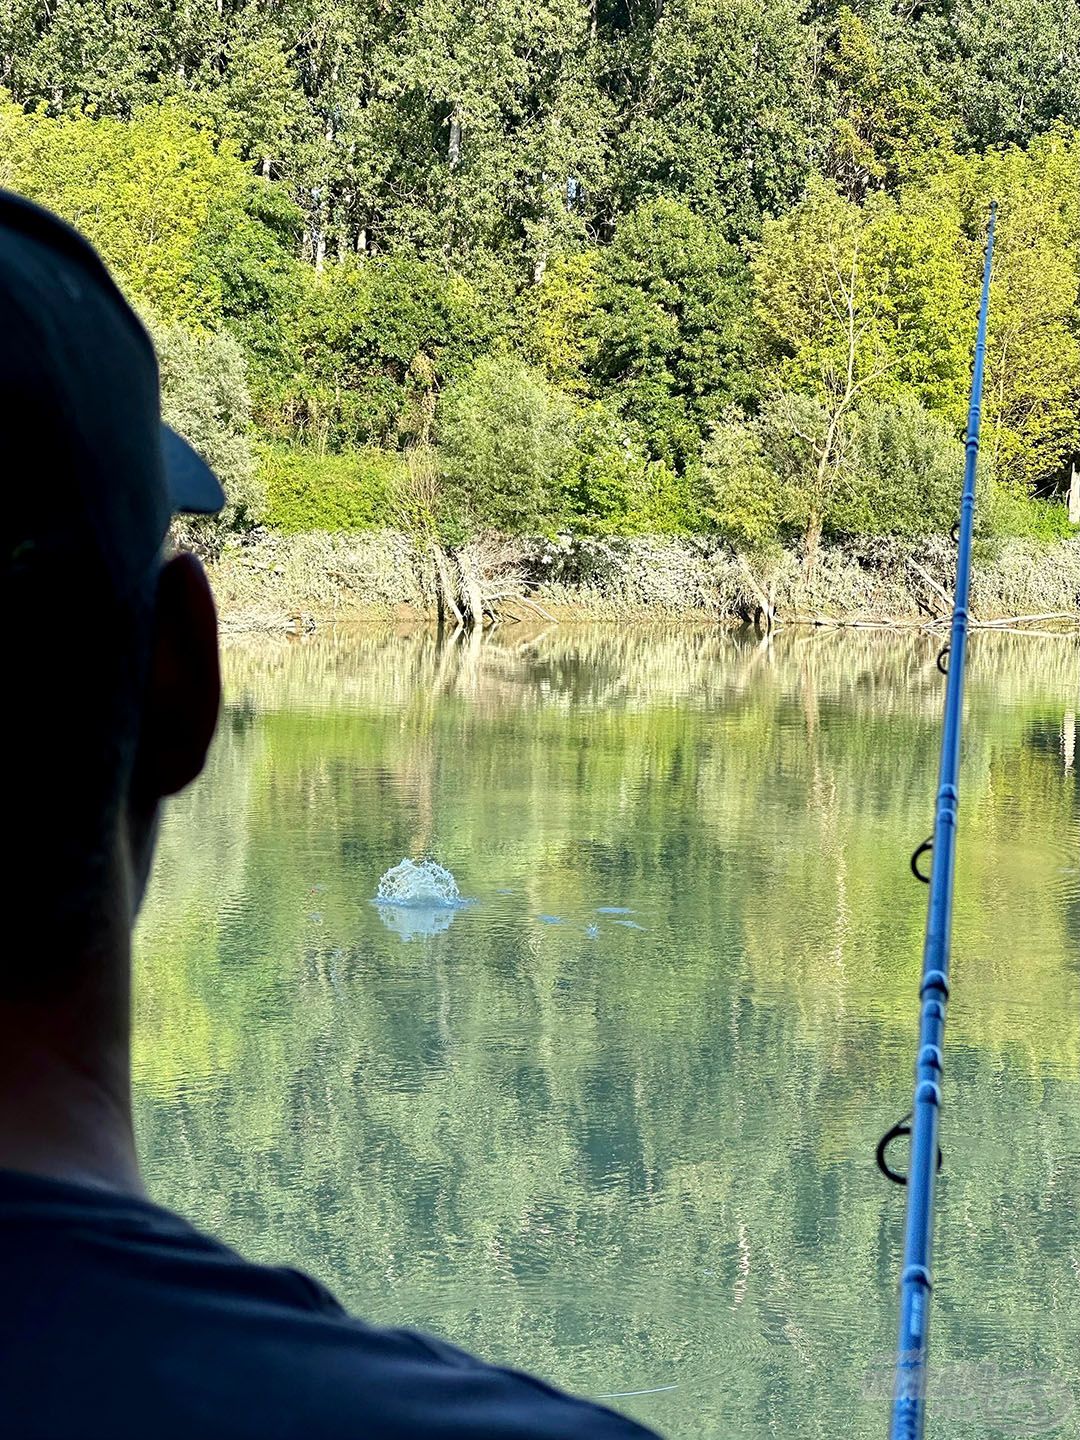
[
  {"left": 259, "top": 445, "right": 403, "bottom": 532},
  {"left": 207, "top": 528, "right": 1080, "bottom": 629},
  {"left": 248, "top": 436, "right": 1076, "bottom": 549}
]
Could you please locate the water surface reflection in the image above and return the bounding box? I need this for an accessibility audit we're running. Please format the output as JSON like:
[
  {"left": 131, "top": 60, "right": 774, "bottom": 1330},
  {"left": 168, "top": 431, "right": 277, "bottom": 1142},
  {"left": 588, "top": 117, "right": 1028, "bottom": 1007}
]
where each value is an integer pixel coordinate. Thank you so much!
[{"left": 135, "top": 626, "right": 1080, "bottom": 1438}]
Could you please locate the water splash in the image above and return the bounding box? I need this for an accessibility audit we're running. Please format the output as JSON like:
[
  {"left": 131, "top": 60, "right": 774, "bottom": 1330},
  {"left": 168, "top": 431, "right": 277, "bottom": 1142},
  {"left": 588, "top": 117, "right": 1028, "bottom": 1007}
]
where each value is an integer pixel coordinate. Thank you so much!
[
  {"left": 373, "top": 859, "right": 469, "bottom": 942},
  {"left": 376, "top": 858, "right": 464, "bottom": 907}
]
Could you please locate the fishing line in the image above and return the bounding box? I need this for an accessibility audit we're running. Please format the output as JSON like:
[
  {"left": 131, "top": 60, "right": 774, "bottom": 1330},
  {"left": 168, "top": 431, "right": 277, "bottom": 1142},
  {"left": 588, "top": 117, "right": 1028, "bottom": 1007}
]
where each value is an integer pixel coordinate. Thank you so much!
[{"left": 592, "top": 1384, "right": 680, "bottom": 1400}]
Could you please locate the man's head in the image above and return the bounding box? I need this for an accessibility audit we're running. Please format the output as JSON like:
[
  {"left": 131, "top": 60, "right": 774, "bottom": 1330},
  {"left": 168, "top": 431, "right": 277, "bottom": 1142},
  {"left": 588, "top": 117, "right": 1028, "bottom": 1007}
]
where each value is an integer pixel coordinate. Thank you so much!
[{"left": 2, "top": 193, "right": 224, "bottom": 990}]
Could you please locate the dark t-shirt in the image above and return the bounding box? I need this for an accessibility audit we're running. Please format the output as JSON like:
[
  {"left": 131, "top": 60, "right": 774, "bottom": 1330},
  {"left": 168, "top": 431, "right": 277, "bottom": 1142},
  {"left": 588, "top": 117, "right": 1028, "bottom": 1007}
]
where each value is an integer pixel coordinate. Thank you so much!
[{"left": 0, "top": 1171, "right": 659, "bottom": 1440}]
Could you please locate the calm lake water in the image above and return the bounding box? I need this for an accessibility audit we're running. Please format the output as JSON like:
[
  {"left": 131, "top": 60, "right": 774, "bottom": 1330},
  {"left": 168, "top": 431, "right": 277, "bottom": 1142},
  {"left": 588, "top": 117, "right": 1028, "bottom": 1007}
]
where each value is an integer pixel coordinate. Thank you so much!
[{"left": 134, "top": 626, "right": 1079, "bottom": 1439}]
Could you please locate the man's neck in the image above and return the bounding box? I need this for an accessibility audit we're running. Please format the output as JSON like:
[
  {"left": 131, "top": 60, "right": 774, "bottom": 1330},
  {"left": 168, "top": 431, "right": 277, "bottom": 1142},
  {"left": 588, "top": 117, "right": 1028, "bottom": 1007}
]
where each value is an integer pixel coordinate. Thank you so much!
[{"left": 0, "top": 941, "right": 143, "bottom": 1197}]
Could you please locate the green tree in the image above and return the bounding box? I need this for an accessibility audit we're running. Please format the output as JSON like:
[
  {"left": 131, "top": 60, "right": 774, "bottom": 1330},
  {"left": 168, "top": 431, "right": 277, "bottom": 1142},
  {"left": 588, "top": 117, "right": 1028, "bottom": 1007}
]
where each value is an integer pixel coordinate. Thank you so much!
[
  {"left": 199, "top": 177, "right": 306, "bottom": 406},
  {"left": 152, "top": 319, "right": 264, "bottom": 531},
  {"left": 0, "top": 0, "right": 163, "bottom": 115},
  {"left": 948, "top": 0, "right": 1080, "bottom": 152},
  {"left": 978, "top": 131, "right": 1080, "bottom": 493},
  {"left": 750, "top": 184, "right": 907, "bottom": 555},
  {"left": 602, "top": 0, "right": 816, "bottom": 233},
  {"left": 751, "top": 176, "right": 974, "bottom": 423},
  {"left": 896, "top": 129, "right": 1080, "bottom": 493},
  {"left": 271, "top": 254, "right": 495, "bottom": 450},
  {"left": 588, "top": 199, "right": 754, "bottom": 470},
  {"left": 436, "top": 357, "right": 574, "bottom": 534},
  {"left": 349, "top": 0, "right": 609, "bottom": 274},
  {"left": 515, "top": 251, "right": 601, "bottom": 395},
  {"left": 188, "top": 5, "right": 304, "bottom": 179},
  {"left": 0, "top": 98, "right": 268, "bottom": 324},
  {"left": 820, "top": 7, "right": 952, "bottom": 200},
  {"left": 561, "top": 402, "right": 689, "bottom": 535},
  {"left": 831, "top": 0, "right": 1080, "bottom": 159}
]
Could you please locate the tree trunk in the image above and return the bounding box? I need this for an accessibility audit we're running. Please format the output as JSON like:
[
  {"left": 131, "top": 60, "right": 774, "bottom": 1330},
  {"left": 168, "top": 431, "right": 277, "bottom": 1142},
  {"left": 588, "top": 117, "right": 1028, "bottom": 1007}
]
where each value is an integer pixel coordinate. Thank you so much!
[
  {"left": 1068, "top": 465, "right": 1079, "bottom": 526},
  {"left": 456, "top": 550, "right": 486, "bottom": 631},
  {"left": 803, "top": 512, "right": 823, "bottom": 576},
  {"left": 737, "top": 553, "right": 776, "bottom": 632},
  {"left": 448, "top": 110, "right": 462, "bottom": 169},
  {"left": 431, "top": 543, "right": 463, "bottom": 627}
]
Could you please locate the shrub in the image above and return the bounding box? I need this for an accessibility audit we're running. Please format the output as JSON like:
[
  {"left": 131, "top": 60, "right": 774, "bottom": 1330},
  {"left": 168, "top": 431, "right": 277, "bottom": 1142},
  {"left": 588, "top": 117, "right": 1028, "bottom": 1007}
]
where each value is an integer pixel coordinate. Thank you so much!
[
  {"left": 562, "top": 403, "right": 691, "bottom": 534},
  {"left": 436, "top": 356, "right": 574, "bottom": 536},
  {"left": 700, "top": 393, "right": 981, "bottom": 546},
  {"left": 153, "top": 319, "right": 264, "bottom": 531},
  {"left": 697, "top": 410, "right": 787, "bottom": 546},
  {"left": 259, "top": 445, "right": 401, "bottom": 532},
  {"left": 833, "top": 396, "right": 963, "bottom": 536},
  {"left": 386, "top": 446, "right": 444, "bottom": 538},
  {"left": 983, "top": 483, "right": 1076, "bottom": 540},
  {"left": 698, "top": 394, "right": 829, "bottom": 547}
]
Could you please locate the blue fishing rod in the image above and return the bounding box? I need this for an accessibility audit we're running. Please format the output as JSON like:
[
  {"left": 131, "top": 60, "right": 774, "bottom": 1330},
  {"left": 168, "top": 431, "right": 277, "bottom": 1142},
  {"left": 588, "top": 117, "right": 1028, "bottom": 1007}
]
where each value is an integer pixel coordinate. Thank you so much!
[{"left": 876, "top": 201, "right": 997, "bottom": 1440}]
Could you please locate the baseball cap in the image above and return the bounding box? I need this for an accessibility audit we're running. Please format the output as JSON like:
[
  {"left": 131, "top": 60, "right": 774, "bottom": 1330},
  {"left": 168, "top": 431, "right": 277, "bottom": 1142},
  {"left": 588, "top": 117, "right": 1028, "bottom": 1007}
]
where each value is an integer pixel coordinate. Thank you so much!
[{"left": 1, "top": 189, "right": 225, "bottom": 597}]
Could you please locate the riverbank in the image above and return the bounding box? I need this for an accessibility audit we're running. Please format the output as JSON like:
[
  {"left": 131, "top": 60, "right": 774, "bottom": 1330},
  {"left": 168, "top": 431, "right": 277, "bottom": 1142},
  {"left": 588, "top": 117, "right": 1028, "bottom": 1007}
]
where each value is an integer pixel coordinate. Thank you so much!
[{"left": 205, "top": 528, "right": 1080, "bottom": 632}]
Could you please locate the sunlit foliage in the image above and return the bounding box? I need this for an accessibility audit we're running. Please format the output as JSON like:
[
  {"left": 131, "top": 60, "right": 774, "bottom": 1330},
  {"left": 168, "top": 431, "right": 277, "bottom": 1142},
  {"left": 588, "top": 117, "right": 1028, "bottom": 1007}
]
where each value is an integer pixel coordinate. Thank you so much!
[{"left": 0, "top": 0, "right": 1077, "bottom": 539}]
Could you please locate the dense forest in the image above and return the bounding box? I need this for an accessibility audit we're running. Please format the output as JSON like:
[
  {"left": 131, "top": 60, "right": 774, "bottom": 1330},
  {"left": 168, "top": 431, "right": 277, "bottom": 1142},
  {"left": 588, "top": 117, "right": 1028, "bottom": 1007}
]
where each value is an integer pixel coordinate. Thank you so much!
[{"left": 2, "top": 0, "right": 1078, "bottom": 550}]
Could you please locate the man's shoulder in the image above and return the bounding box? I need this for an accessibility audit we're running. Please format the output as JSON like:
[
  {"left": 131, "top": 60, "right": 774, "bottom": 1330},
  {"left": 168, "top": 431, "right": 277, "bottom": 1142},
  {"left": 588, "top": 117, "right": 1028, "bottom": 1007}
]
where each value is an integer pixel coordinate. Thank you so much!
[
  {"left": 268, "top": 1300, "right": 659, "bottom": 1439},
  {"left": 202, "top": 1257, "right": 657, "bottom": 1439},
  {"left": 0, "top": 1172, "right": 658, "bottom": 1439}
]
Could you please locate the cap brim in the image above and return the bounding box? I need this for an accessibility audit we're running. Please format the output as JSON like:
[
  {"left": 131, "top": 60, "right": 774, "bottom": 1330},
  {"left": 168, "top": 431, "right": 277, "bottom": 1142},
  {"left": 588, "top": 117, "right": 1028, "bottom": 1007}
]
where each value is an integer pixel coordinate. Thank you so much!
[{"left": 162, "top": 425, "right": 226, "bottom": 515}]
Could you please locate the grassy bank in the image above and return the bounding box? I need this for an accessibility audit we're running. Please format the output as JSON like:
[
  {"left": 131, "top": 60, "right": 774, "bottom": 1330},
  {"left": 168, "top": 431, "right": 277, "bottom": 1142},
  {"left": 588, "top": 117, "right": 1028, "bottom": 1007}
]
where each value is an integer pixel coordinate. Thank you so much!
[{"left": 206, "top": 528, "right": 1080, "bottom": 632}]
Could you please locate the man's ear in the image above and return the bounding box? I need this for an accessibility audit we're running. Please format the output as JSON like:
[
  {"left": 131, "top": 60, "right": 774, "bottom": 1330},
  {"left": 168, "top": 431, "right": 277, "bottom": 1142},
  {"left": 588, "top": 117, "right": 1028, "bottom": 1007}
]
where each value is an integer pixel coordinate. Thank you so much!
[{"left": 137, "top": 551, "right": 221, "bottom": 800}]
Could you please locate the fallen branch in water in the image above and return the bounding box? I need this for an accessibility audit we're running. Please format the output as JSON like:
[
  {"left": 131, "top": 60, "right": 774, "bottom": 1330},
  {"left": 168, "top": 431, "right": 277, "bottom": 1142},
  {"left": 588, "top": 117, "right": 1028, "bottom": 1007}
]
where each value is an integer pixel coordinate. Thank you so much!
[
  {"left": 976, "top": 611, "right": 1078, "bottom": 629},
  {"left": 486, "top": 591, "right": 553, "bottom": 618},
  {"left": 774, "top": 611, "right": 1076, "bottom": 633},
  {"left": 509, "top": 593, "right": 557, "bottom": 623},
  {"left": 906, "top": 557, "right": 965, "bottom": 619},
  {"left": 431, "top": 543, "right": 464, "bottom": 628},
  {"left": 983, "top": 625, "right": 1077, "bottom": 637},
  {"left": 779, "top": 614, "right": 927, "bottom": 630},
  {"left": 736, "top": 552, "right": 777, "bottom": 632}
]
